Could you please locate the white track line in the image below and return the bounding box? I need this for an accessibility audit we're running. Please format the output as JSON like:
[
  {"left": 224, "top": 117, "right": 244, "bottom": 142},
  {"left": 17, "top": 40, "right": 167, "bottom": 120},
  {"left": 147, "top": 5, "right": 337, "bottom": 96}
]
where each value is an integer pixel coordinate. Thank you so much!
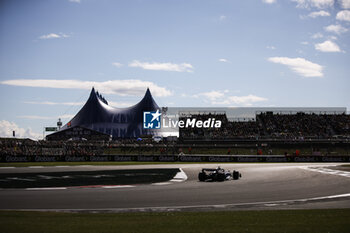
[
  {"left": 153, "top": 168, "right": 188, "bottom": 185},
  {"left": 101, "top": 185, "right": 135, "bottom": 189},
  {"left": 301, "top": 166, "right": 350, "bottom": 178},
  {"left": 170, "top": 168, "right": 188, "bottom": 182},
  {"left": 26, "top": 187, "right": 67, "bottom": 191},
  {"left": 9, "top": 193, "right": 350, "bottom": 212},
  {"left": 5, "top": 167, "right": 188, "bottom": 190},
  {"left": 25, "top": 185, "right": 135, "bottom": 190},
  {"left": 152, "top": 182, "right": 172, "bottom": 186}
]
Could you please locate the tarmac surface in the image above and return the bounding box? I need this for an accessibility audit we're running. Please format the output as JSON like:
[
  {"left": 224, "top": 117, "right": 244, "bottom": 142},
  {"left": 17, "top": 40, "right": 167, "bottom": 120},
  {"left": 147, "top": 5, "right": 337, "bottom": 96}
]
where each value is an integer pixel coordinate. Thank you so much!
[{"left": 0, "top": 163, "right": 349, "bottom": 212}]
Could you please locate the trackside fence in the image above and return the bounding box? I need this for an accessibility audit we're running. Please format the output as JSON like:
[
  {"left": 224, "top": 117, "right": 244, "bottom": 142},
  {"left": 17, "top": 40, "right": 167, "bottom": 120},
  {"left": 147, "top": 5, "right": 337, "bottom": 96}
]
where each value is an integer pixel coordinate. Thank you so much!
[{"left": 1, "top": 154, "right": 349, "bottom": 163}]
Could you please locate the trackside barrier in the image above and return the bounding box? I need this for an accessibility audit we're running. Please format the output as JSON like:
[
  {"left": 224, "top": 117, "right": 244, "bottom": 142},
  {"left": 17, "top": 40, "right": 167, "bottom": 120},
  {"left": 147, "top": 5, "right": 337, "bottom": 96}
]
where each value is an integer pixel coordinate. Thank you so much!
[
  {"left": 64, "top": 156, "right": 86, "bottom": 162},
  {"left": 159, "top": 156, "right": 176, "bottom": 162},
  {"left": 179, "top": 156, "right": 202, "bottom": 162},
  {"left": 89, "top": 156, "right": 110, "bottom": 162},
  {"left": 4, "top": 156, "right": 29, "bottom": 162},
  {"left": 266, "top": 157, "right": 288, "bottom": 162},
  {"left": 138, "top": 156, "right": 157, "bottom": 162},
  {"left": 1, "top": 155, "right": 350, "bottom": 163},
  {"left": 35, "top": 156, "right": 57, "bottom": 162},
  {"left": 114, "top": 155, "right": 134, "bottom": 161},
  {"left": 321, "top": 156, "right": 348, "bottom": 162},
  {"left": 208, "top": 156, "right": 231, "bottom": 162}
]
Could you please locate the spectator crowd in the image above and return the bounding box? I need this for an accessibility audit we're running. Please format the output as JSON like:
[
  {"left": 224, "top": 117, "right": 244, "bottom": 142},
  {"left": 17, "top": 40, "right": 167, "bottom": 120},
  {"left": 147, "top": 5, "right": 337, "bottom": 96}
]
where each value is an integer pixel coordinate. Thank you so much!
[
  {"left": 1, "top": 112, "right": 349, "bottom": 157},
  {"left": 180, "top": 112, "right": 350, "bottom": 140},
  {"left": 0, "top": 138, "right": 104, "bottom": 156}
]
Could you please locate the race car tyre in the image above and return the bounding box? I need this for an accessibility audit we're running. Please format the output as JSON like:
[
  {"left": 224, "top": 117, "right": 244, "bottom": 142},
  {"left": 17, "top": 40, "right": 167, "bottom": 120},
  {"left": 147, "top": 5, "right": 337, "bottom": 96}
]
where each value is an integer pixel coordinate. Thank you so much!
[
  {"left": 198, "top": 172, "right": 207, "bottom": 181},
  {"left": 217, "top": 173, "right": 226, "bottom": 182},
  {"left": 233, "top": 170, "right": 241, "bottom": 180}
]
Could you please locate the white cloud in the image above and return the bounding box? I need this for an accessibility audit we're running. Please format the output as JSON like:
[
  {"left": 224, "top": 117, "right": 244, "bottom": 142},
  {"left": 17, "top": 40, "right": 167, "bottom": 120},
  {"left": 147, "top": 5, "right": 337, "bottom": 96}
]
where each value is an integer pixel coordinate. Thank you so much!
[
  {"left": 69, "top": 0, "right": 81, "bottom": 3},
  {"left": 196, "top": 90, "right": 227, "bottom": 101},
  {"left": 301, "top": 41, "right": 309, "bottom": 45},
  {"left": 219, "top": 15, "right": 227, "bottom": 21},
  {"left": 23, "top": 101, "right": 83, "bottom": 106},
  {"left": 129, "top": 60, "right": 193, "bottom": 73},
  {"left": 296, "top": 49, "right": 304, "bottom": 54},
  {"left": 17, "top": 115, "right": 55, "bottom": 120},
  {"left": 112, "top": 62, "right": 123, "bottom": 68},
  {"left": 268, "top": 57, "right": 324, "bottom": 77},
  {"left": 324, "top": 24, "right": 348, "bottom": 34},
  {"left": 39, "top": 33, "right": 70, "bottom": 40},
  {"left": 0, "top": 120, "right": 41, "bottom": 139},
  {"left": 292, "top": 0, "right": 334, "bottom": 9},
  {"left": 336, "top": 10, "right": 350, "bottom": 22},
  {"left": 315, "top": 40, "right": 341, "bottom": 52},
  {"left": 194, "top": 90, "right": 267, "bottom": 107},
  {"left": 308, "top": 10, "right": 330, "bottom": 18},
  {"left": 17, "top": 115, "right": 74, "bottom": 120},
  {"left": 339, "top": 0, "right": 350, "bottom": 9},
  {"left": 218, "top": 58, "right": 230, "bottom": 63},
  {"left": 39, "top": 33, "right": 60, "bottom": 39},
  {"left": 312, "top": 0, "right": 334, "bottom": 8},
  {"left": 0, "top": 79, "right": 172, "bottom": 97},
  {"left": 262, "top": 0, "right": 276, "bottom": 3},
  {"left": 266, "top": 45, "right": 276, "bottom": 50},
  {"left": 311, "top": 32, "right": 324, "bottom": 39},
  {"left": 211, "top": 95, "right": 267, "bottom": 106},
  {"left": 226, "top": 95, "right": 268, "bottom": 106}
]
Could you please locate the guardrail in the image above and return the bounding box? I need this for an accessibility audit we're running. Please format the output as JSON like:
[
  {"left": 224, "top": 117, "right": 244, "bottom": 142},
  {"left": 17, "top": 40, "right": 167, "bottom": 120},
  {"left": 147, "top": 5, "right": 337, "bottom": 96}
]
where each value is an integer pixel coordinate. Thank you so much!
[{"left": 1, "top": 155, "right": 349, "bottom": 163}]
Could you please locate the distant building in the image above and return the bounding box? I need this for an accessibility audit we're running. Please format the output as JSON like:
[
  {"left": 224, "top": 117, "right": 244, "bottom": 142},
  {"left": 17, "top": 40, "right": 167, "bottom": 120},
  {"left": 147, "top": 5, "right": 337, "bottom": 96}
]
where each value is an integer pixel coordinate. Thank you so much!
[{"left": 46, "top": 126, "right": 110, "bottom": 141}]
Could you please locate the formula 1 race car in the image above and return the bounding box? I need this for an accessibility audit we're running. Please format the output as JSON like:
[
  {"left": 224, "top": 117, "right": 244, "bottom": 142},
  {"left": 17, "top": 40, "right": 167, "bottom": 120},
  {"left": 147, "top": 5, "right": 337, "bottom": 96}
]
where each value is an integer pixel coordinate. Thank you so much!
[{"left": 198, "top": 167, "right": 241, "bottom": 182}]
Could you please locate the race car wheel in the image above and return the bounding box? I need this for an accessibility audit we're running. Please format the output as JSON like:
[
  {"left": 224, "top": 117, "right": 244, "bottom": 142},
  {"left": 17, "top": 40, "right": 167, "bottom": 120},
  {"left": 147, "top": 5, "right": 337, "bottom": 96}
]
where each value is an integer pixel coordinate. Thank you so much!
[
  {"left": 233, "top": 170, "right": 240, "bottom": 180},
  {"left": 198, "top": 172, "right": 207, "bottom": 181},
  {"left": 217, "top": 173, "right": 226, "bottom": 182}
]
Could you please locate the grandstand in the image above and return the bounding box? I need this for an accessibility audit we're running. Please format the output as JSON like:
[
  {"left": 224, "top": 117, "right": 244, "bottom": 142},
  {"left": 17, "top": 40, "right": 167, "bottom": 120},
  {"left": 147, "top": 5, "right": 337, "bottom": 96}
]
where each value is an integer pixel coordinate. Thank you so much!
[
  {"left": 179, "top": 111, "right": 350, "bottom": 141},
  {"left": 45, "top": 87, "right": 348, "bottom": 142},
  {"left": 2, "top": 107, "right": 350, "bottom": 160},
  {"left": 1, "top": 87, "right": 349, "bottom": 159}
]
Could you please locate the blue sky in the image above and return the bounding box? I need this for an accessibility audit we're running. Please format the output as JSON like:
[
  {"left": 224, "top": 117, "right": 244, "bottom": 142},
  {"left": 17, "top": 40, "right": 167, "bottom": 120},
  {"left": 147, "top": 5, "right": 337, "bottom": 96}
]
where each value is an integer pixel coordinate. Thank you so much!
[{"left": 0, "top": 0, "right": 349, "bottom": 139}]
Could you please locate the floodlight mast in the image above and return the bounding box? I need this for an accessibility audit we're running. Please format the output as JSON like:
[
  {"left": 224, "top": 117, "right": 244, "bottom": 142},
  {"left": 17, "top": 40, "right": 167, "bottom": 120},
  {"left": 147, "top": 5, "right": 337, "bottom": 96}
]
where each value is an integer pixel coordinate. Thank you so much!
[{"left": 57, "top": 118, "right": 62, "bottom": 130}]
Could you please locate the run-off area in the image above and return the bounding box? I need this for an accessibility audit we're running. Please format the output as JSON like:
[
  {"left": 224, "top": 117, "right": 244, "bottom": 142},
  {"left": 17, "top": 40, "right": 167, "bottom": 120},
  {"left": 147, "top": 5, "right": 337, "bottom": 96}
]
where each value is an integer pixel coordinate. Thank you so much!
[{"left": 0, "top": 169, "right": 179, "bottom": 189}]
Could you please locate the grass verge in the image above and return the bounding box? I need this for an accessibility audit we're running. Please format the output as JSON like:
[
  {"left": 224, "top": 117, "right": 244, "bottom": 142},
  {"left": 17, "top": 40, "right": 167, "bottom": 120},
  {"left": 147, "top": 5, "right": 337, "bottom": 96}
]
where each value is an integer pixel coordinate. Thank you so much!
[{"left": 0, "top": 209, "right": 349, "bottom": 233}]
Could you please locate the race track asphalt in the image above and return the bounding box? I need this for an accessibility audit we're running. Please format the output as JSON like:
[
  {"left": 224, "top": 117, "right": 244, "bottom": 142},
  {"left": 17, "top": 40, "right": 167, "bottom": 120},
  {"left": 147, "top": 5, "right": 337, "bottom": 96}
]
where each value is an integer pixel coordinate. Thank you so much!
[{"left": 0, "top": 163, "right": 349, "bottom": 212}]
